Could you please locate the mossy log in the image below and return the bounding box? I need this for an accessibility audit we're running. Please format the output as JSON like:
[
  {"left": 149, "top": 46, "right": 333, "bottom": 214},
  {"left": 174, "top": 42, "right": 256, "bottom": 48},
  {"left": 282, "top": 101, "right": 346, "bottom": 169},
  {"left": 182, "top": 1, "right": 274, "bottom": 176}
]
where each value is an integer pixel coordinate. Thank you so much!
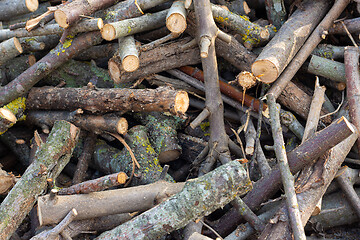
[
  {"left": 95, "top": 160, "right": 251, "bottom": 240},
  {"left": 93, "top": 125, "right": 173, "bottom": 185},
  {"left": 0, "top": 120, "right": 79, "bottom": 240},
  {"left": 0, "top": 97, "right": 26, "bottom": 135},
  {"left": 26, "top": 86, "right": 189, "bottom": 116}
]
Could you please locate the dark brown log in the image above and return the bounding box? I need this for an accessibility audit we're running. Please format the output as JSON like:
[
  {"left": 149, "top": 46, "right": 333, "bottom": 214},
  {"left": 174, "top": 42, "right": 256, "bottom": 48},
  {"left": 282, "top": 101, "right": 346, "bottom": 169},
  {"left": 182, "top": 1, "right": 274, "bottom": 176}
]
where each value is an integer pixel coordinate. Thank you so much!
[
  {"left": 26, "top": 86, "right": 189, "bottom": 116},
  {"left": 329, "top": 17, "right": 360, "bottom": 35}
]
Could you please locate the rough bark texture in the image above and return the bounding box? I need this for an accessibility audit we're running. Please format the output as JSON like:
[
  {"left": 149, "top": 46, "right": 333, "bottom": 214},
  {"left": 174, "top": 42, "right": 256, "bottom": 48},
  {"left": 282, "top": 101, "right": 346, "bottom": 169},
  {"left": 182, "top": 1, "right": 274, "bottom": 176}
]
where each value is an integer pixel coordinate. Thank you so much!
[
  {"left": 0, "top": 37, "right": 23, "bottom": 66},
  {"left": 26, "top": 86, "right": 189, "bottom": 116},
  {"left": 95, "top": 161, "right": 251, "bottom": 240},
  {"left": 0, "top": 0, "right": 39, "bottom": 21},
  {"left": 0, "top": 121, "right": 79, "bottom": 240},
  {"left": 308, "top": 55, "right": 346, "bottom": 83}
]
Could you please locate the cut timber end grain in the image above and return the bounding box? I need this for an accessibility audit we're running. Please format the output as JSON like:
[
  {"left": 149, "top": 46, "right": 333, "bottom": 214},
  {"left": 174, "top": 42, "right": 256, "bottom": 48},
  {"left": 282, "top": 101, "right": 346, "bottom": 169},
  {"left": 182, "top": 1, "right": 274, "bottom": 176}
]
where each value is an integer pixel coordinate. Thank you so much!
[
  {"left": 166, "top": 13, "right": 187, "bottom": 34},
  {"left": 117, "top": 172, "right": 128, "bottom": 184},
  {"left": 54, "top": 10, "right": 69, "bottom": 28},
  {"left": 251, "top": 59, "right": 278, "bottom": 84},
  {"left": 122, "top": 55, "right": 139, "bottom": 72},
  {"left": 0, "top": 108, "right": 16, "bottom": 124},
  {"left": 108, "top": 59, "right": 121, "bottom": 83},
  {"left": 174, "top": 91, "right": 189, "bottom": 115},
  {"left": 13, "top": 37, "right": 23, "bottom": 54},
  {"left": 116, "top": 117, "right": 128, "bottom": 135},
  {"left": 26, "top": 0, "right": 39, "bottom": 12},
  {"left": 101, "top": 24, "right": 116, "bottom": 41},
  {"left": 237, "top": 71, "right": 257, "bottom": 89}
]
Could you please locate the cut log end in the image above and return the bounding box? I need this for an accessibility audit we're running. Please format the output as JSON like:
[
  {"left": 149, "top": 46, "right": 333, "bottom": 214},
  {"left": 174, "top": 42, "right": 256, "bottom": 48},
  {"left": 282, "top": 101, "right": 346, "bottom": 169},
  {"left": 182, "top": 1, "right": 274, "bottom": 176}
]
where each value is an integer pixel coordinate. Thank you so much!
[
  {"left": 116, "top": 172, "right": 128, "bottom": 184},
  {"left": 122, "top": 55, "right": 139, "bottom": 72},
  {"left": 251, "top": 59, "right": 278, "bottom": 84},
  {"left": 28, "top": 55, "right": 36, "bottom": 66},
  {"left": 13, "top": 38, "right": 23, "bottom": 54},
  {"left": 159, "top": 150, "right": 181, "bottom": 163},
  {"left": 97, "top": 18, "right": 104, "bottom": 30},
  {"left": 339, "top": 116, "right": 357, "bottom": 135},
  {"left": 54, "top": 10, "right": 69, "bottom": 28},
  {"left": 116, "top": 117, "right": 128, "bottom": 135},
  {"left": 174, "top": 91, "right": 189, "bottom": 115},
  {"left": 0, "top": 108, "right": 16, "bottom": 123},
  {"left": 101, "top": 24, "right": 116, "bottom": 41},
  {"left": 26, "top": 0, "right": 39, "bottom": 12},
  {"left": 260, "top": 29, "right": 270, "bottom": 40},
  {"left": 108, "top": 59, "right": 121, "bottom": 83},
  {"left": 166, "top": 13, "right": 187, "bottom": 34},
  {"left": 237, "top": 71, "right": 257, "bottom": 89}
]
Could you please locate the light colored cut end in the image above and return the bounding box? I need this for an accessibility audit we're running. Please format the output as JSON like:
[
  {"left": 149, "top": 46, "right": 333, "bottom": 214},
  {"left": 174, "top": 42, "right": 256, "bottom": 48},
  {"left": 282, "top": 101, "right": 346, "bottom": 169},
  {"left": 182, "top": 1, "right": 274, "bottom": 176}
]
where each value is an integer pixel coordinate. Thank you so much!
[
  {"left": 122, "top": 55, "right": 139, "bottom": 72},
  {"left": 159, "top": 150, "right": 181, "bottom": 163},
  {"left": 108, "top": 59, "right": 121, "bottom": 83},
  {"left": 116, "top": 117, "right": 128, "bottom": 134},
  {"left": 340, "top": 116, "right": 357, "bottom": 134},
  {"left": 28, "top": 55, "right": 36, "bottom": 66},
  {"left": 174, "top": 91, "right": 189, "bottom": 114},
  {"left": 251, "top": 59, "right": 278, "bottom": 84},
  {"left": 101, "top": 24, "right": 116, "bottom": 41},
  {"left": 0, "top": 108, "right": 16, "bottom": 123},
  {"left": 97, "top": 18, "right": 104, "bottom": 30},
  {"left": 260, "top": 29, "right": 270, "bottom": 40},
  {"left": 245, "top": 146, "right": 254, "bottom": 155},
  {"left": 26, "top": 0, "right": 39, "bottom": 12},
  {"left": 54, "top": 10, "right": 69, "bottom": 28},
  {"left": 13, "top": 37, "right": 23, "bottom": 54},
  {"left": 237, "top": 71, "right": 257, "bottom": 89},
  {"left": 166, "top": 13, "right": 187, "bottom": 34},
  {"left": 117, "top": 172, "right": 128, "bottom": 184}
]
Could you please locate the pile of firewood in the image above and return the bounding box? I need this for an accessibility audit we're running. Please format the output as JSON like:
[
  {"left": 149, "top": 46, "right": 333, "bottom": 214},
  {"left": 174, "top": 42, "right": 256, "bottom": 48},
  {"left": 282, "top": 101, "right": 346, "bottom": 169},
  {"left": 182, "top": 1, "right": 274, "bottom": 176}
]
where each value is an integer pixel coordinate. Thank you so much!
[{"left": 1, "top": 0, "right": 360, "bottom": 239}]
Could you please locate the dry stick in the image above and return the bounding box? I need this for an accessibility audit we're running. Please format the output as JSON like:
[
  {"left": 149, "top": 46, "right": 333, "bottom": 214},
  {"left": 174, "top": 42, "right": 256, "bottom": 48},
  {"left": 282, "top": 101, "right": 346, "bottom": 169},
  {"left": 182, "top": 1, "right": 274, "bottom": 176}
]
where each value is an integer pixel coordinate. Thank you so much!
[
  {"left": 94, "top": 161, "right": 251, "bottom": 240},
  {"left": 0, "top": 18, "right": 103, "bottom": 42},
  {"left": 0, "top": 121, "right": 79, "bottom": 240},
  {"left": 268, "top": 0, "right": 351, "bottom": 99},
  {"left": 344, "top": 46, "right": 360, "bottom": 156},
  {"left": 239, "top": 112, "right": 256, "bottom": 155},
  {"left": 26, "top": 86, "right": 189, "bottom": 116},
  {"left": 0, "top": 37, "right": 23, "bottom": 66},
  {"left": 37, "top": 180, "right": 185, "bottom": 226},
  {"left": 211, "top": 116, "right": 355, "bottom": 236},
  {"left": 267, "top": 94, "right": 306, "bottom": 240},
  {"left": 335, "top": 166, "right": 360, "bottom": 218},
  {"left": 30, "top": 209, "right": 78, "bottom": 240},
  {"left": 117, "top": 36, "right": 139, "bottom": 72},
  {"left": 26, "top": 111, "right": 128, "bottom": 135},
  {"left": 54, "top": 0, "right": 118, "bottom": 28},
  {"left": 141, "top": 32, "right": 180, "bottom": 52},
  {"left": 72, "top": 132, "right": 97, "bottom": 184},
  {"left": 252, "top": 0, "right": 329, "bottom": 84},
  {"left": 101, "top": 10, "right": 168, "bottom": 41},
  {"left": 0, "top": 0, "right": 39, "bottom": 21},
  {"left": 264, "top": 0, "right": 286, "bottom": 29},
  {"left": 166, "top": 0, "right": 187, "bottom": 34}
]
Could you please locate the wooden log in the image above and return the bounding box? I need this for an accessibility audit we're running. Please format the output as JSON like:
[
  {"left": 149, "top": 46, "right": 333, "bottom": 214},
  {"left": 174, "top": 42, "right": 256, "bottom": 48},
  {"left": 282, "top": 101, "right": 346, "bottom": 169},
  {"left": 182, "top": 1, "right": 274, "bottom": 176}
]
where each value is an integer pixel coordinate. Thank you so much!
[
  {"left": 251, "top": 0, "right": 329, "bottom": 84},
  {"left": 117, "top": 36, "right": 139, "bottom": 72},
  {"left": 264, "top": 0, "right": 286, "bottom": 29},
  {"left": 0, "top": 55, "right": 36, "bottom": 86},
  {"left": 0, "top": 109, "right": 16, "bottom": 136},
  {"left": 345, "top": 46, "right": 360, "bottom": 155},
  {"left": 0, "top": 37, "right": 23, "bottom": 66},
  {"left": 329, "top": 17, "right": 360, "bottom": 35},
  {"left": 26, "top": 111, "right": 128, "bottom": 135},
  {"left": 93, "top": 125, "right": 173, "bottom": 185},
  {"left": 166, "top": 0, "right": 187, "bottom": 34},
  {"left": 54, "top": 0, "right": 118, "bottom": 28},
  {"left": 308, "top": 55, "right": 346, "bottom": 83},
  {"left": 101, "top": 10, "right": 167, "bottom": 41},
  {"left": 0, "top": 121, "right": 79, "bottom": 240},
  {"left": 0, "top": 0, "right": 38, "bottom": 21},
  {"left": 37, "top": 180, "right": 184, "bottom": 226},
  {"left": 95, "top": 160, "right": 251, "bottom": 240},
  {"left": 26, "top": 86, "right": 188, "bottom": 116},
  {"left": 109, "top": 38, "right": 201, "bottom": 84},
  {"left": 312, "top": 44, "right": 348, "bottom": 60},
  {"left": 0, "top": 167, "right": 17, "bottom": 195},
  {"left": 210, "top": 116, "right": 356, "bottom": 236}
]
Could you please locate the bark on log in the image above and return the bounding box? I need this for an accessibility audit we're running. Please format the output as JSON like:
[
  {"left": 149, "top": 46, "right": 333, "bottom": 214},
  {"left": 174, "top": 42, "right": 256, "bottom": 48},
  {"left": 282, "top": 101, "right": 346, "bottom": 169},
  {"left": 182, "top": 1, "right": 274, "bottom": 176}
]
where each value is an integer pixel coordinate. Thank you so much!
[
  {"left": 0, "top": 55, "right": 36, "bottom": 86},
  {"left": 264, "top": 0, "right": 286, "bottom": 29},
  {"left": 0, "top": 120, "right": 79, "bottom": 240},
  {"left": 312, "top": 44, "right": 348, "bottom": 60},
  {"left": 166, "top": 0, "right": 187, "bottom": 34},
  {"left": 0, "top": 37, "right": 23, "bottom": 66},
  {"left": 54, "top": 0, "right": 118, "bottom": 28},
  {"left": 251, "top": 0, "right": 329, "bottom": 84},
  {"left": 117, "top": 36, "right": 139, "bottom": 73},
  {"left": 26, "top": 86, "right": 189, "bottom": 116},
  {"left": 0, "top": 0, "right": 39, "bottom": 21},
  {"left": 308, "top": 55, "right": 347, "bottom": 83},
  {"left": 328, "top": 17, "right": 360, "bottom": 35},
  {"left": 95, "top": 160, "right": 251, "bottom": 240},
  {"left": 0, "top": 97, "right": 26, "bottom": 135},
  {"left": 211, "top": 116, "right": 356, "bottom": 236},
  {"left": 37, "top": 180, "right": 184, "bottom": 226},
  {"left": 27, "top": 111, "right": 128, "bottom": 135}
]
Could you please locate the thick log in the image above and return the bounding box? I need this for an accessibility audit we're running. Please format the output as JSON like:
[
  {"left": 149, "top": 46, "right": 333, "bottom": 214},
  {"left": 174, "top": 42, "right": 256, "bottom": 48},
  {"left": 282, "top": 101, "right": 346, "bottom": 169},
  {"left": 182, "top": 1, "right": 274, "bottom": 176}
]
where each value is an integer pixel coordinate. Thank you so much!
[
  {"left": 251, "top": 0, "right": 329, "bottom": 84},
  {"left": 37, "top": 180, "right": 184, "bottom": 226},
  {"left": 0, "top": 0, "right": 38, "bottom": 21},
  {"left": 0, "top": 37, "right": 23, "bottom": 66},
  {"left": 27, "top": 111, "right": 128, "bottom": 135},
  {"left": 54, "top": 0, "right": 118, "bottom": 28},
  {"left": 211, "top": 116, "right": 356, "bottom": 236},
  {"left": 312, "top": 44, "right": 348, "bottom": 60},
  {"left": 308, "top": 55, "right": 346, "bottom": 83},
  {"left": 166, "top": 0, "right": 187, "bottom": 34},
  {"left": 95, "top": 161, "right": 251, "bottom": 240},
  {"left": 26, "top": 86, "right": 189, "bottom": 116},
  {"left": 329, "top": 17, "right": 360, "bottom": 35},
  {"left": 0, "top": 121, "right": 79, "bottom": 240}
]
